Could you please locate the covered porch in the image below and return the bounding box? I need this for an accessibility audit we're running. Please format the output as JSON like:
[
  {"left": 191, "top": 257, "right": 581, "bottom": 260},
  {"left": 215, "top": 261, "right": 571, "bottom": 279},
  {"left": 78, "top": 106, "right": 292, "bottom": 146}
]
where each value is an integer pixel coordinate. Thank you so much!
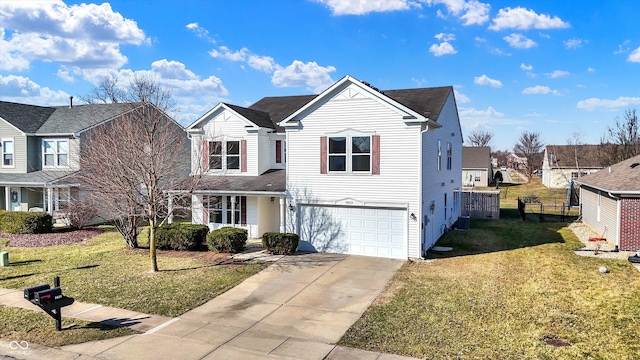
[{"left": 0, "top": 171, "right": 78, "bottom": 219}]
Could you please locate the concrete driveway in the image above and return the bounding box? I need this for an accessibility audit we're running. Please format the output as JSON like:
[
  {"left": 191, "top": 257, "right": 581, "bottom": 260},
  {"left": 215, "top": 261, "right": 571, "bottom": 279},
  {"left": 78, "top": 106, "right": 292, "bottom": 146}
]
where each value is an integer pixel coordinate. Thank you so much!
[{"left": 62, "top": 253, "right": 407, "bottom": 360}]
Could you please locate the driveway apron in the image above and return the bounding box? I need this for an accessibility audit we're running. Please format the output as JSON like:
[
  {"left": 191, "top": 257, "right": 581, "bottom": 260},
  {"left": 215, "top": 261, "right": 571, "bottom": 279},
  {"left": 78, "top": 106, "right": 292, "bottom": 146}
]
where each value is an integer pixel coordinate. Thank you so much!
[{"left": 73, "top": 253, "right": 403, "bottom": 359}]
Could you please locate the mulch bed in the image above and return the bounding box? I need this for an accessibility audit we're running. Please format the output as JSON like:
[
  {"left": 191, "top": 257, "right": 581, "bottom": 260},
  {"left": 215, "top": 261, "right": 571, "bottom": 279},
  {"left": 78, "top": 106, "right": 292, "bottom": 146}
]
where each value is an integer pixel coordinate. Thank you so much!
[{"left": 1, "top": 228, "right": 104, "bottom": 247}]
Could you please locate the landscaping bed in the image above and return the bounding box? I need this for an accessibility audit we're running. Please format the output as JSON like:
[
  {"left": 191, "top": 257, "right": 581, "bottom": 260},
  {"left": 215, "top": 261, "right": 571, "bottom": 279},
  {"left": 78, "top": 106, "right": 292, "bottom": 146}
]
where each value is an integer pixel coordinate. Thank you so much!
[{"left": 1, "top": 228, "right": 104, "bottom": 247}]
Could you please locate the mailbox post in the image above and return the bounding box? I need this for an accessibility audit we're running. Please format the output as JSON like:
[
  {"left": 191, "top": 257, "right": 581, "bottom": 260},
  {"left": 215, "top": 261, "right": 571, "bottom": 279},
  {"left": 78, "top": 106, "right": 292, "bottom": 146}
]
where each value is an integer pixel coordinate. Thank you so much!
[{"left": 24, "top": 276, "right": 74, "bottom": 331}]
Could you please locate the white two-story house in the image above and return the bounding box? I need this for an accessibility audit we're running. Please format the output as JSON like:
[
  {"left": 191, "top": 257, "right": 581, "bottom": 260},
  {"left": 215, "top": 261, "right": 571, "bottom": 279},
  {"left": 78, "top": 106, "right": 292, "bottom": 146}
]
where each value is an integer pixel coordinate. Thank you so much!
[
  {"left": 187, "top": 75, "right": 463, "bottom": 259},
  {"left": 0, "top": 100, "right": 163, "bottom": 220}
]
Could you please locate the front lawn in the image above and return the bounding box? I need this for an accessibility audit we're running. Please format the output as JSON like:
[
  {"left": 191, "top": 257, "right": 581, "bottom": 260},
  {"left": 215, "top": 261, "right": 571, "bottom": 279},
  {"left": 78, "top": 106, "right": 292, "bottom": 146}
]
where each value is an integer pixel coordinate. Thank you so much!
[
  {"left": 0, "top": 227, "right": 268, "bottom": 317},
  {"left": 340, "top": 217, "right": 640, "bottom": 359}
]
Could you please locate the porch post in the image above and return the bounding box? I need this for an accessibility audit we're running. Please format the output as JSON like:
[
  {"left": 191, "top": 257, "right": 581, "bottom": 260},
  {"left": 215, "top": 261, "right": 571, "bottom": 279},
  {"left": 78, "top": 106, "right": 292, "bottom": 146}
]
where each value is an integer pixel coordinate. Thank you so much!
[
  {"left": 279, "top": 197, "right": 285, "bottom": 233},
  {"left": 47, "top": 187, "right": 53, "bottom": 215},
  {"left": 167, "top": 195, "right": 174, "bottom": 224},
  {"left": 4, "top": 187, "right": 9, "bottom": 211},
  {"left": 230, "top": 196, "right": 236, "bottom": 227}
]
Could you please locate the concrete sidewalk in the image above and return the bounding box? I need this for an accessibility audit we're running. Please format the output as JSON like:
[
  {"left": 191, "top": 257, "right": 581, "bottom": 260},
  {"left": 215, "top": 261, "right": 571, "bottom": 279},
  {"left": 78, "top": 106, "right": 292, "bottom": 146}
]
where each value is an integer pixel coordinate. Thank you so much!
[{"left": 1, "top": 253, "right": 418, "bottom": 360}]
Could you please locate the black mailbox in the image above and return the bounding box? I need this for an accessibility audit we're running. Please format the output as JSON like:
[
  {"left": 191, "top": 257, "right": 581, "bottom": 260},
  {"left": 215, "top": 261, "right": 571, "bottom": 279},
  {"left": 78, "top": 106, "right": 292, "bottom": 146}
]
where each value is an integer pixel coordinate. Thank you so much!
[
  {"left": 24, "top": 284, "right": 51, "bottom": 300},
  {"left": 34, "top": 287, "right": 63, "bottom": 305}
]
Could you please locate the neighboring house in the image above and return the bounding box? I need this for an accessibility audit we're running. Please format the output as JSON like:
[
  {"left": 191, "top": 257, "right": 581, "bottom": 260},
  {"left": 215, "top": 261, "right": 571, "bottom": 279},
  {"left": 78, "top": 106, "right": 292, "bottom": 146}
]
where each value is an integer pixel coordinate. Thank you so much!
[
  {"left": 0, "top": 100, "right": 181, "bottom": 222},
  {"left": 507, "top": 153, "right": 527, "bottom": 170},
  {"left": 187, "top": 75, "right": 463, "bottom": 259},
  {"left": 462, "top": 146, "right": 492, "bottom": 187},
  {"left": 542, "top": 145, "right": 603, "bottom": 189},
  {"left": 575, "top": 154, "right": 640, "bottom": 251}
]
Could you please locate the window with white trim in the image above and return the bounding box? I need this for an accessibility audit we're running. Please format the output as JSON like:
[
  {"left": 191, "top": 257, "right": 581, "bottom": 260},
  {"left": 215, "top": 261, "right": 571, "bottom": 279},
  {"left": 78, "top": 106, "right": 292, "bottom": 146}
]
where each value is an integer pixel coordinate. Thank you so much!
[
  {"left": 446, "top": 142, "right": 452, "bottom": 170},
  {"left": 437, "top": 140, "right": 442, "bottom": 171},
  {"left": 209, "top": 140, "right": 240, "bottom": 170},
  {"left": 2, "top": 138, "right": 14, "bottom": 167},
  {"left": 43, "top": 139, "right": 69, "bottom": 167},
  {"left": 328, "top": 136, "right": 371, "bottom": 172},
  {"left": 204, "top": 195, "right": 242, "bottom": 224}
]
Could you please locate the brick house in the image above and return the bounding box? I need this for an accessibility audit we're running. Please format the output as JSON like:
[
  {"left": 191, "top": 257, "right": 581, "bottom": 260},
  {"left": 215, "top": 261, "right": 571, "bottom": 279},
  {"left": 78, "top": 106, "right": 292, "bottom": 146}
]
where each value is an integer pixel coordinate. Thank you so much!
[{"left": 575, "top": 154, "right": 640, "bottom": 251}]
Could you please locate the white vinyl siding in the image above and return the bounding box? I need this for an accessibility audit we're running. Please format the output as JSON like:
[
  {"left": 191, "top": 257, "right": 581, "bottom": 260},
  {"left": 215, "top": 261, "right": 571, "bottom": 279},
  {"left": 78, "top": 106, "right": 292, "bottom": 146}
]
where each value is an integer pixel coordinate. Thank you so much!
[
  {"left": 580, "top": 188, "right": 619, "bottom": 246},
  {"left": 0, "top": 121, "right": 26, "bottom": 173},
  {"left": 269, "top": 135, "right": 286, "bottom": 170},
  {"left": 286, "top": 85, "right": 421, "bottom": 258}
]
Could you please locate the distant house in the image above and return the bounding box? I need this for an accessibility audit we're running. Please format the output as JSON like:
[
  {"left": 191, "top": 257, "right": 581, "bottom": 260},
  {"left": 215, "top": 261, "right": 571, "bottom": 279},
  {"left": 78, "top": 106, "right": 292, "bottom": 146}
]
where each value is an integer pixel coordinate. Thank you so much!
[
  {"left": 575, "top": 154, "right": 640, "bottom": 251},
  {"left": 506, "top": 153, "right": 527, "bottom": 170},
  {"left": 542, "top": 145, "right": 603, "bottom": 189},
  {"left": 462, "top": 146, "right": 492, "bottom": 187}
]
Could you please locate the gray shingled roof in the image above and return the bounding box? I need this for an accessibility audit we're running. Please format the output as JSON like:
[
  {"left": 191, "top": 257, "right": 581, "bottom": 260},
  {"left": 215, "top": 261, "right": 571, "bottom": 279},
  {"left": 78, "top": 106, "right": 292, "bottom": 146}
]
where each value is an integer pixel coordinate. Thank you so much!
[
  {"left": 462, "top": 146, "right": 491, "bottom": 169},
  {"left": 0, "top": 101, "right": 56, "bottom": 133},
  {"left": 545, "top": 145, "right": 605, "bottom": 169},
  {"left": 249, "top": 95, "right": 316, "bottom": 132},
  {"left": 225, "top": 103, "right": 275, "bottom": 129},
  {"left": 576, "top": 154, "right": 640, "bottom": 193},
  {"left": 38, "top": 103, "right": 138, "bottom": 134},
  {"left": 189, "top": 169, "right": 285, "bottom": 193},
  {"left": 0, "top": 170, "right": 77, "bottom": 186},
  {"left": 383, "top": 86, "right": 452, "bottom": 121}
]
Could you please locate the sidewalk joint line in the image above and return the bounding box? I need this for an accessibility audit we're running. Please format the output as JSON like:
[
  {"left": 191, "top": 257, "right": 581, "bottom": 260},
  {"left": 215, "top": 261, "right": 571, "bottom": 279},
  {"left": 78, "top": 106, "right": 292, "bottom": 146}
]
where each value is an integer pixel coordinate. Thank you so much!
[
  {"left": 144, "top": 317, "right": 181, "bottom": 335},
  {"left": 71, "top": 305, "right": 102, "bottom": 316}
]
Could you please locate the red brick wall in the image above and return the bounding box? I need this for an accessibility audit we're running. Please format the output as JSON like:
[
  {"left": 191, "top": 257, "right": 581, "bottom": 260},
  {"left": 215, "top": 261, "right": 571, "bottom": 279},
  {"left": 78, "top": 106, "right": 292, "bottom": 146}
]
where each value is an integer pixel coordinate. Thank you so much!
[{"left": 620, "top": 198, "right": 640, "bottom": 251}]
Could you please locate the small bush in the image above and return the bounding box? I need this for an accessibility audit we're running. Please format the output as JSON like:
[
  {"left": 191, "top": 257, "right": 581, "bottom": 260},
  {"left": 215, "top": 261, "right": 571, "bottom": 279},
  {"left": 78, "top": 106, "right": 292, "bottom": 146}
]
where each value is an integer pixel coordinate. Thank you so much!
[
  {"left": 156, "top": 223, "right": 209, "bottom": 251},
  {"left": 0, "top": 210, "right": 53, "bottom": 234},
  {"left": 262, "top": 232, "right": 299, "bottom": 255},
  {"left": 66, "top": 200, "right": 99, "bottom": 229},
  {"left": 206, "top": 227, "right": 247, "bottom": 253}
]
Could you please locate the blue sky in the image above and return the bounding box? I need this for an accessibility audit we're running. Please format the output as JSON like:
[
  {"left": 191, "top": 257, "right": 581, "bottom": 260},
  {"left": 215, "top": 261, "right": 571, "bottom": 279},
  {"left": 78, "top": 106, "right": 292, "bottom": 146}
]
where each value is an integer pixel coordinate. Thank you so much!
[{"left": 1, "top": 0, "right": 639, "bottom": 151}]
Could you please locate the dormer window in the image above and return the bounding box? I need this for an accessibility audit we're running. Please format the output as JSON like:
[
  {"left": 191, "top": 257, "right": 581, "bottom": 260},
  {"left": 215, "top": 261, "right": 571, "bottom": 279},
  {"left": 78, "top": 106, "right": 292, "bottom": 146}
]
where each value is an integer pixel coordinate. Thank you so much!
[{"left": 43, "top": 139, "right": 69, "bottom": 167}]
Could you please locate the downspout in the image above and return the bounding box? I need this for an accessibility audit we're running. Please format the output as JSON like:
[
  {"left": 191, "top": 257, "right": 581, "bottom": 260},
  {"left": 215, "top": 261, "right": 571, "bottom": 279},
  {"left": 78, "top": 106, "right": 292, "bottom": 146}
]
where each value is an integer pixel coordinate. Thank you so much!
[
  {"left": 418, "top": 121, "right": 430, "bottom": 259},
  {"left": 609, "top": 191, "right": 621, "bottom": 250}
]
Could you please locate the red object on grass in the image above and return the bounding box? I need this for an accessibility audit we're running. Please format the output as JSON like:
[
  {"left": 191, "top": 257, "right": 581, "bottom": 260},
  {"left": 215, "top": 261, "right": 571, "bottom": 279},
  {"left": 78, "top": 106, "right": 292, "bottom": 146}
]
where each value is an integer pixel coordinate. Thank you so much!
[{"left": 588, "top": 237, "right": 606, "bottom": 242}]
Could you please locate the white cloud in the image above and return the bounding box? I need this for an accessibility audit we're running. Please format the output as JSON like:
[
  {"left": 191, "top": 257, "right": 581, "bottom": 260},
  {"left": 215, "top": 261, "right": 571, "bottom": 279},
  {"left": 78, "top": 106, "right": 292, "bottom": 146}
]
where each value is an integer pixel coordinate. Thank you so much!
[
  {"left": 629, "top": 47, "right": 640, "bottom": 62},
  {"left": 209, "top": 46, "right": 249, "bottom": 62},
  {"left": 429, "top": 42, "right": 457, "bottom": 56},
  {"left": 522, "top": 85, "right": 561, "bottom": 95},
  {"left": 271, "top": 60, "right": 336, "bottom": 93},
  {"left": 209, "top": 45, "right": 282, "bottom": 73},
  {"left": 425, "top": 0, "right": 490, "bottom": 26},
  {"left": 520, "top": 63, "right": 533, "bottom": 71},
  {"left": 435, "top": 32, "right": 455, "bottom": 42},
  {"left": 474, "top": 74, "right": 503, "bottom": 88},
  {"left": 0, "top": 74, "right": 71, "bottom": 105},
  {"left": 459, "top": 106, "right": 527, "bottom": 129},
  {"left": 547, "top": 70, "right": 569, "bottom": 78},
  {"left": 454, "top": 89, "right": 471, "bottom": 103},
  {"left": 587, "top": 67, "right": 596, "bottom": 72},
  {"left": 412, "top": 77, "right": 428, "bottom": 86},
  {"left": 248, "top": 55, "right": 279, "bottom": 73},
  {"left": 564, "top": 38, "right": 587, "bottom": 49},
  {"left": 503, "top": 33, "right": 537, "bottom": 49},
  {"left": 475, "top": 36, "right": 486, "bottom": 42},
  {"left": 577, "top": 97, "right": 640, "bottom": 111},
  {"left": 489, "top": 7, "right": 570, "bottom": 31},
  {"left": 0, "top": 0, "right": 147, "bottom": 71},
  {"left": 538, "top": 32, "right": 551, "bottom": 39},
  {"left": 316, "top": 0, "right": 420, "bottom": 15}
]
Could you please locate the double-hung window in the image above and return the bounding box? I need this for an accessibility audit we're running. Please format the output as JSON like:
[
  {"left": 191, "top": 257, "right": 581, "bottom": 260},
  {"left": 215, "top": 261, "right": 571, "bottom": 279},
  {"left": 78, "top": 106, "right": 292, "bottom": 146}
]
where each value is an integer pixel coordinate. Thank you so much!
[
  {"left": 474, "top": 171, "right": 482, "bottom": 182},
  {"left": 208, "top": 140, "right": 240, "bottom": 170},
  {"left": 437, "top": 140, "right": 442, "bottom": 171},
  {"left": 43, "top": 139, "right": 69, "bottom": 167},
  {"left": 204, "top": 195, "right": 244, "bottom": 224},
  {"left": 328, "top": 136, "right": 371, "bottom": 172},
  {"left": 2, "top": 138, "right": 14, "bottom": 167}
]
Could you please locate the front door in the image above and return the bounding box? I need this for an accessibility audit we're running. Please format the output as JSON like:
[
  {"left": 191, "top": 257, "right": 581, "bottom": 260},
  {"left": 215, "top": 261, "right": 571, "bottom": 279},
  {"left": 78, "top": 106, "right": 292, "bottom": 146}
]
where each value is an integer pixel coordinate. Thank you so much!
[{"left": 10, "top": 187, "right": 21, "bottom": 211}]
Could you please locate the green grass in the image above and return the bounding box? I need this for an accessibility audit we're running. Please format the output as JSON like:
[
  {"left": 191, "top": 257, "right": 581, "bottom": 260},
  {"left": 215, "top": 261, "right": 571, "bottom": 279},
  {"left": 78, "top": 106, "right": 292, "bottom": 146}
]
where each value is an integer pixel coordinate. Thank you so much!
[
  {"left": 340, "top": 185, "right": 640, "bottom": 359},
  {"left": 0, "top": 305, "right": 137, "bottom": 347},
  {"left": 0, "top": 227, "right": 268, "bottom": 317}
]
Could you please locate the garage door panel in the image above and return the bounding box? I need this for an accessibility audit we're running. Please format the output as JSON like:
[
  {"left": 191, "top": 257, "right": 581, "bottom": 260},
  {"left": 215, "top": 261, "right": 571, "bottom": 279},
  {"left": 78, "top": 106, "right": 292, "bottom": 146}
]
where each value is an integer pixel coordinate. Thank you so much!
[{"left": 298, "top": 205, "right": 407, "bottom": 259}]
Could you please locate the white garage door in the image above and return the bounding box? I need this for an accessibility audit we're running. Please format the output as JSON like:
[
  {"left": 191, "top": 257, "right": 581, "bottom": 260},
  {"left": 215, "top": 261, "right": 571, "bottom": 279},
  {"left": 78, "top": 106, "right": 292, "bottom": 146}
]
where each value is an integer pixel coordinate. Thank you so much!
[{"left": 298, "top": 205, "right": 407, "bottom": 259}]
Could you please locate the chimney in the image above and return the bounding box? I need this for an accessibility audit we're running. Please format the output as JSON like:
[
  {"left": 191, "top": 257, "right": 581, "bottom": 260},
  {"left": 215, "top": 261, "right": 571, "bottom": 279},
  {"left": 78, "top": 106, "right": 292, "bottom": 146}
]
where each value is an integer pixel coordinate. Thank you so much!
[{"left": 69, "top": 96, "right": 73, "bottom": 109}]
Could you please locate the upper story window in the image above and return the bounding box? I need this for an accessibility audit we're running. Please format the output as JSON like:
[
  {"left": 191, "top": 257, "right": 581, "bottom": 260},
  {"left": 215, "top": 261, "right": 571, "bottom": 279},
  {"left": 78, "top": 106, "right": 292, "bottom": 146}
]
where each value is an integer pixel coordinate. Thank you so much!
[
  {"left": 43, "top": 139, "right": 68, "bottom": 167},
  {"left": 446, "top": 142, "right": 452, "bottom": 170},
  {"left": 208, "top": 140, "right": 241, "bottom": 170},
  {"left": 328, "top": 136, "right": 371, "bottom": 172},
  {"left": 275, "top": 140, "right": 285, "bottom": 164},
  {"left": 2, "top": 138, "right": 14, "bottom": 167}
]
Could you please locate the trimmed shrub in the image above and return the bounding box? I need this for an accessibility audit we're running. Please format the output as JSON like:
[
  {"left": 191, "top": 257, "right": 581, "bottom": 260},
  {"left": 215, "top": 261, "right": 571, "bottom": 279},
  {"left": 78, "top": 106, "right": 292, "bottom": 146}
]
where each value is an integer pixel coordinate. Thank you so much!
[
  {"left": 262, "top": 232, "right": 299, "bottom": 255},
  {"left": 0, "top": 210, "right": 53, "bottom": 234},
  {"left": 156, "top": 223, "right": 209, "bottom": 251},
  {"left": 206, "top": 227, "right": 247, "bottom": 253}
]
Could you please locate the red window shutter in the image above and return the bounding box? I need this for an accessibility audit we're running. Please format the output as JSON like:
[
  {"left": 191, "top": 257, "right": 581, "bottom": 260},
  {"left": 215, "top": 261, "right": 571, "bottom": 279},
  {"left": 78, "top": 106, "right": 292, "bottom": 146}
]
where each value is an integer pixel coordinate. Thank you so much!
[
  {"left": 275, "top": 140, "right": 282, "bottom": 163},
  {"left": 372, "top": 135, "right": 380, "bottom": 175},
  {"left": 320, "top": 136, "right": 327, "bottom": 174},
  {"left": 202, "top": 141, "right": 209, "bottom": 172},
  {"left": 240, "top": 140, "right": 247, "bottom": 172},
  {"left": 203, "top": 198, "right": 209, "bottom": 224},
  {"left": 240, "top": 196, "right": 247, "bottom": 226}
]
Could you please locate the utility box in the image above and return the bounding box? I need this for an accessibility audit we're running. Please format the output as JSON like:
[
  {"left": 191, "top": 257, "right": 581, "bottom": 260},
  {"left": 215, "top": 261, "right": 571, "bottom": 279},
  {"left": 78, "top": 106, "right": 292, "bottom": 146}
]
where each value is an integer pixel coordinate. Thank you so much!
[{"left": 0, "top": 251, "right": 8, "bottom": 266}]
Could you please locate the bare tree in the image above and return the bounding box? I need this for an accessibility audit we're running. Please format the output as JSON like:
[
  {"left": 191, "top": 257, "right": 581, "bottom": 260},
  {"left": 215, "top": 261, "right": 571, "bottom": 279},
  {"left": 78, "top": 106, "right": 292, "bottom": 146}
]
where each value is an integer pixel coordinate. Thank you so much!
[
  {"left": 466, "top": 129, "right": 493, "bottom": 147},
  {"left": 78, "top": 77, "right": 127, "bottom": 104},
  {"left": 491, "top": 149, "right": 510, "bottom": 167},
  {"left": 514, "top": 131, "right": 544, "bottom": 179},
  {"left": 77, "top": 75, "right": 194, "bottom": 272},
  {"left": 600, "top": 108, "right": 639, "bottom": 164}
]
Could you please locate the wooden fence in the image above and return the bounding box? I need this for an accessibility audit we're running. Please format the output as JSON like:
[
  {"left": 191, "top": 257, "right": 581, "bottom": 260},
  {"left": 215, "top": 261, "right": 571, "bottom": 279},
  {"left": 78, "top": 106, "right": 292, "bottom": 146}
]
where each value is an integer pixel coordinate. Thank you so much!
[{"left": 462, "top": 190, "right": 500, "bottom": 220}]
